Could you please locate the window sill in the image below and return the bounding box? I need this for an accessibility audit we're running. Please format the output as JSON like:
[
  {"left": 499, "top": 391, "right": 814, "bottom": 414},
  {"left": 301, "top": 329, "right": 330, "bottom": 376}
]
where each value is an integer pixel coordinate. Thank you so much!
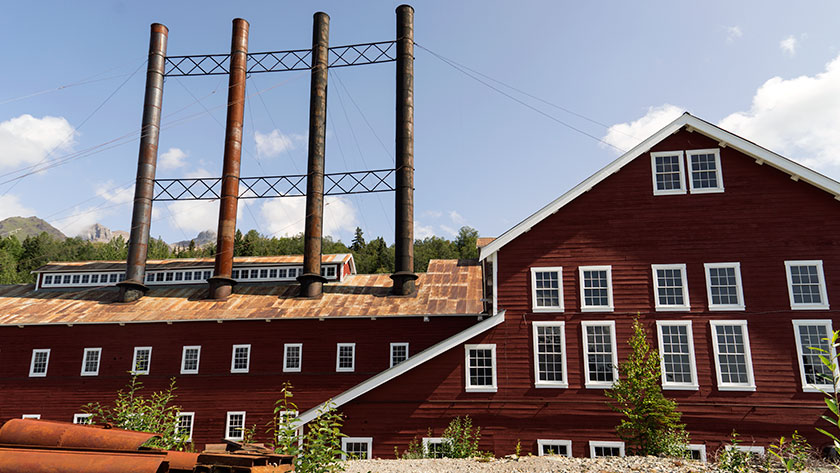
[
  {"left": 532, "top": 307, "right": 564, "bottom": 313},
  {"left": 336, "top": 368, "right": 355, "bottom": 373},
  {"left": 689, "top": 187, "right": 725, "bottom": 194},
  {"left": 653, "top": 189, "right": 687, "bottom": 196},
  {"left": 654, "top": 306, "right": 691, "bottom": 312},
  {"left": 585, "top": 383, "right": 616, "bottom": 389},
  {"left": 716, "top": 385, "right": 756, "bottom": 392},
  {"left": 283, "top": 368, "right": 302, "bottom": 373},
  {"left": 662, "top": 384, "right": 699, "bottom": 391},
  {"left": 80, "top": 373, "right": 99, "bottom": 377},
  {"left": 466, "top": 386, "right": 498, "bottom": 393},
  {"left": 581, "top": 307, "right": 614, "bottom": 313},
  {"left": 708, "top": 305, "right": 745, "bottom": 311},
  {"left": 535, "top": 382, "right": 569, "bottom": 389},
  {"left": 803, "top": 386, "right": 835, "bottom": 393},
  {"left": 230, "top": 369, "right": 249, "bottom": 374},
  {"left": 180, "top": 370, "right": 199, "bottom": 375},
  {"left": 790, "top": 304, "right": 831, "bottom": 311}
]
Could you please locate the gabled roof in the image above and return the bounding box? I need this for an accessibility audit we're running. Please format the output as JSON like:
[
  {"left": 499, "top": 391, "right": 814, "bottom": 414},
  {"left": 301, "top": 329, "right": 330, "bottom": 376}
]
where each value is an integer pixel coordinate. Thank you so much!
[{"left": 480, "top": 113, "right": 840, "bottom": 261}]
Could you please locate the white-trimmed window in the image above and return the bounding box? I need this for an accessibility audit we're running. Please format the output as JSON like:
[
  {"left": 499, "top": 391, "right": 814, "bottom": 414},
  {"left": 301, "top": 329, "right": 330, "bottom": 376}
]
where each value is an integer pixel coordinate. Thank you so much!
[
  {"left": 590, "top": 441, "right": 625, "bottom": 457},
  {"left": 21, "top": 414, "right": 40, "bottom": 419},
  {"left": 465, "top": 344, "right": 497, "bottom": 392},
  {"left": 181, "top": 346, "right": 201, "bottom": 375},
  {"left": 687, "top": 149, "right": 723, "bottom": 193},
  {"left": 284, "top": 343, "right": 302, "bottom": 372},
  {"left": 704, "top": 263, "right": 744, "bottom": 310},
  {"left": 390, "top": 342, "right": 409, "bottom": 368},
  {"left": 656, "top": 321, "right": 698, "bottom": 390},
  {"left": 687, "top": 444, "right": 707, "bottom": 462},
  {"left": 231, "top": 344, "right": 251, "bottom": 373},
  {"left": 422, "top": 437, "right": 447, "bottom": 458},
  {"left": 792, "top": 320, "right": 837, "bottom": 392},
  {"left": 579, "top": 266, "right": 614, "bottom": 312},
  {"left": 132, "top": 346, "right": 152, "bottom": 375},
  {"left": 651, "top": 151, "right": 686, "bottom": 195},
  {"left": 29, "top": 349, "right": 51, "bottom": 377},
  {"left": 277, "top": 410, "right": 303, "bottom": 443},
  {"left": 336, "top": 343, "right": 356, "bottom": 372},
  {"left": 177, "top": 412, "right": 194, "bottom": 442},
  {"left": 582, "top": 321, "right": 618, "bottom": 388},
  {"left": 726, "top": 445, "right": 765, "bottom": 456},
  {"left": 341, "top": 437, "right": 373, "bottom": 460},
  {"left": 785, "top": 260, "right": 829, "bottom": 310},
  {"left": 652, "top": 264, "right": 690, "bottom": 311},
  {"left": 710, "top": 320, "right": 756, "bottom": 391},
  {"left": 530, "top": 267, "right": 563, "bottom": 312},
  {"left": 533, "top": 322, "right": 568, "bottom": 388},
  {"left": 537, "top": 439, "right": 572, "bottom": 457},
  {"left": 73, "top": 413, "right": 92, "bottom": 425},
  {"left": 225, "top": 411, "right": 246, "bottom": 440},
  {"left": 81, "top": 347, "right": 102, "bottom": 376}
]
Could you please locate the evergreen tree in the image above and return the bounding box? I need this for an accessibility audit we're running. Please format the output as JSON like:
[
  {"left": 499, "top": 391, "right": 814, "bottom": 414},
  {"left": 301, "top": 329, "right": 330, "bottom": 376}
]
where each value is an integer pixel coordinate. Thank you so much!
[{"left": 350, "top": 227, "right": 365, "bottom": 252}]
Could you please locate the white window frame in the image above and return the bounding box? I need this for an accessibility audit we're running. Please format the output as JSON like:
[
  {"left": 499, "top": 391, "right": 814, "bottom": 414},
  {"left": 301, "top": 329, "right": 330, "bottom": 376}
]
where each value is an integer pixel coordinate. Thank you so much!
[
  {"left": 73, "top": 413, "right": 92, "bottom": 424},
  {"left": 21, "top": 414, "right": 40, "bottom": 419},
  {"left": 704, "top": 262, "right": 745, "bottom": 311},
  {"left": 81, "top": 347, "right": 102, "bottom": 376},
  {"left": 581, "top": 321, "right": 618, "bottom": 389},
  {"left": 336, "top": 343, "right": 356, "bottom": 372},
  {"left": 687, "top": 444, "right": 707, "bottom": 462},
  {"left": 225, "top": 411, "right": 246, "bottom": 441},
  {"left": 230, "top": 344, "right": 251, "bottom": 373},
  {"left": 465, "top": 344, "right": 498, "bottom": 392},
  {"left": 530, "top": 267, "right": 564, "bottom": 312},
  {"left": 277, "top": 410, "right": 303, "bottom": 445},
  {"left": 589, "top": 440, "right": 625, "bottom": 458},
  {"left": 579, "top": 265, "right": 614, "bottom": 312},
  {"left": 710, "top": 320, "right": 756, "bottom": 391},
  {"left": 655, "top": 320, "right": 699, "bottom": 390},
  {"left": 726, "top": 445, "right": 765, "bottom": 456},
  {"left": 131, "top": 346, "right": 152, "bottom": 375},
  {"left": 792, "top": 319, "right": 837, "bottom": 392},
  {"left": 180, "top": 345, "right": 201, "bottom": 375},
  {"left": 422, "top": 437, "right": 448, "bottom": 458},
  {"left": 532, "top": 321, "right": 568, "bottom": 388},
  {"left": 785, "top": 260, "right": 830, "bottom": 310},
  {"left": 390, "top": 342, "right": 409, "bottom": 368},
  {"left": 29, "top": 349, "right": 51, "bottom": 377},
  {"left": 537, "top": 439, "right": 572, "bottom": 457},
  {"left": 687, "top": 148, "right": 724, "bottom": 194},
  {"left": 284, "top": 343, "right": 303, "bottom": 373},
  {"left": 177, "top": 412, "right": 195, "bottom": 442},
  {"left": 652, "top": 264, "right": 691, "bottom": 311},
  {"left": 341, "top": 436, "right": 373, "bottom": 460},
  {"left": 651, "top": 150, "right": 686, "bottom": 196}
]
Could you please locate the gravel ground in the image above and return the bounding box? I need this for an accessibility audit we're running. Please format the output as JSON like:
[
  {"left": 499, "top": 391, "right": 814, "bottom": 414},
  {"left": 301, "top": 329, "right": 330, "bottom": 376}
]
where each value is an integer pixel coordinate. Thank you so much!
[{"left": 342, "top": 456, "right": 724, "bottom": 473}]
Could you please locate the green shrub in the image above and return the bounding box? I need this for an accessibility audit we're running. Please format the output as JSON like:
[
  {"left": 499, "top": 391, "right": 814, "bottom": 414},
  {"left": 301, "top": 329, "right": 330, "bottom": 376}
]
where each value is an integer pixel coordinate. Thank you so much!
[
  {"left": 441, "top": 415, "right": 482, "bottom": 458},
  {"left": 810, "top": 329, "right": 840, "bottom": 451},
  {"left": 716, "top": 431, "right": 760, "bottom": 473},
  {"left": 768, "top": 431, "right": 811, "bottom": 472}
]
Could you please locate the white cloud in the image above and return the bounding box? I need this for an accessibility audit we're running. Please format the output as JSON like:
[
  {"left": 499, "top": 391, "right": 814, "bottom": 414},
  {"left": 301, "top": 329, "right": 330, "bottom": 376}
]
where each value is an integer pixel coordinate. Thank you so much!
[
  {"left": 164, "top": 200, "right": 220, "bottom": 234},
  {"left": 780, "top": 35, "right": 797, "bottom": 56},
  {"left": 260, "top": 196, "right": 357, "bottom": 238},
  {"left": 96, "top": 181, "right": 135, "bottom": 205},
  {"left": 422, "top": 210, "right": 442, "bottom": 218},
  {"left": 414, "top": 221, "right": 435, "bottom": 240},
  {"left": 449, "top": 210, "right": 466, "bottom": 225},
  {"left": 602, "top": 104, "right": 685, "bottom": 153},
  {"left": 726, "top": 26, "right": 743, "bottom": 42},
  {"left": 52, "top": 206, "right": 104, "bottom": 237},
  {"left": 439, "top": 224, "right": 458, "bottom": 237},
  {"left": 0, "top": 194, "right": 35, "bottom": 221},
  {"left": 159, "top": 147, "right": 188, "bottom": 170},
  {"left": 255, "top": 129, "right": 298, "bottom": 157},
  {"left": 0, "top": 114, "right": 76, "bottom": 169},
  {"left": 718, "top": 53, "right": 840, "bottom": 172}
]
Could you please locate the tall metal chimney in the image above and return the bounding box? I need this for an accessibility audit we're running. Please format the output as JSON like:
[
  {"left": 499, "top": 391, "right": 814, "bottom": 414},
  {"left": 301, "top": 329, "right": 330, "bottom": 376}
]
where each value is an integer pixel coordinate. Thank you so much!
[
  {"left": 118, "top": 23, "right": 168, "bottom": 303},
  {"left": 297, "top": 12, "right": 330, "bottom": 298},
  {"left": 208, "top": 18, "right": 249, "bottom": 300},
  {"left": 391, "top": 5, "right": 418, "bottom": 296}
]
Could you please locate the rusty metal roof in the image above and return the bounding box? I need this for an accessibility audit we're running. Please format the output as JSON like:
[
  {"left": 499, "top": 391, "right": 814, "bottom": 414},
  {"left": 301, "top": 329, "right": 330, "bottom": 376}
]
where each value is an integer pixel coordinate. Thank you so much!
[
  {"left": 0, "top": 259, "right": 483, "bottom": 325},
  {"left": 33, "top": 254, "right": 353, "bottom": 273},
  {"left": 475, "top": 237, "right": 495, "bottom": 248}
]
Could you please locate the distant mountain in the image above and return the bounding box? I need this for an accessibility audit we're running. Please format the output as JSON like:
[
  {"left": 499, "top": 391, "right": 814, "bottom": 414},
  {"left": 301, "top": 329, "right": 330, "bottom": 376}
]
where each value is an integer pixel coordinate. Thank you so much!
[
  {"left": 171, "top": 230, "right": 216, "bottom": 250},
  {"left": 78, "top": 223, "right": 129, "bottom": 243},
  {"left": 0, "top": 216, "right": 66, "bottom": 241}
]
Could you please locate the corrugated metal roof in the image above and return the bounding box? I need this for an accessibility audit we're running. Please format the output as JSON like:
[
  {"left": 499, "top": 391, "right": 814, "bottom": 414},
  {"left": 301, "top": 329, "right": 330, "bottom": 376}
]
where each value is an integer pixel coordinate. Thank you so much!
[
  {"left": 0, "top": 259, "right": 483, "bottom": 325},
  {"left": 475, "top": 237, "right": 495, "bottom": 248},
  {"left": 33, "top": 254, "right": 353, "bottom": 273}
]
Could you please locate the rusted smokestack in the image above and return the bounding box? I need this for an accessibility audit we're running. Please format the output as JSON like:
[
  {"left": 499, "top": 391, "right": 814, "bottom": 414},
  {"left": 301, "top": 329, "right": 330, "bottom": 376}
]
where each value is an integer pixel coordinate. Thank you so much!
[
  {"left": 391, "top": 5, "right": 418, "bottom": 296},
  {"left": 297, "top": 12, "right": 330, "bottom": 298},
  {"left": 118, "top": 23, "right": 168, "bottom": 303},
  {"left": 208, "top": 18, "right": 249, "bottom": 300}
]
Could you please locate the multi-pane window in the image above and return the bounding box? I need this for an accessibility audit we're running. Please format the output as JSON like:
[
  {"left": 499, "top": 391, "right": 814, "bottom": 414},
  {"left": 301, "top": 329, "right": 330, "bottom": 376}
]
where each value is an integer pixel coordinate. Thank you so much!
[
  {"left": 284, "top": 343, "right": 302, "bottom": 372},
  {"left": 423, "top": 438, "right": 446, "bottom": 458},
  {"left": 656, "top": 321, "right": 698, "bottom": 389},
  {"left": 231, "top": 344, "right": 251, "bottom": 373},
  {"left": 29, "top": 349, "right": 50, "bottom": 377},
  {"left": 704, "top": 263, "right": 744, "bottom": 310},
  {"left": 579, "top": 266, "right": 613, "bottom": 311},
  {"left": 532, "top": 322, "right": 567, "bottom": 388},
  {"left": 390, "top": 343, "right": 409, "bottom": 368},
  {"left": 687, "top": 149, "right": 723, "bottom": 193},
  {"left": 465, "top": 344, "right": 497, "bottom": 392},
  {"left": 652, "top": 264, "right": 690, "bottom": 310},
  {"left": 341, "top": 437, "right": 373, "bottom": 460},
  {"left": 73, "top": 413, "right": 92, "bottom": 424},
  {"left": 81, "top": 347, "right": 102, "bottom": 376},
  {"left": 687, "top": 445, "right": 707, "bottom": 462},
  {"left": 537, "top": 439, "right": 572, "bottom": 457},
  {"left": 225, "top": 411, "right": 246, "bottom": 440},
  {"left": 181, "top": 346, "right": 201, "bottom": 375},
  {"left": 336, "top": 343, "right": 355, "bottom": 372},
  {"left": 530, "top": 267, "right": 563, "bottom": 312},
  {"left": 792, "top": 320, "right": 836, "bottom": 391},
  {"left": 651, "top": 151, "right": 686, "bottom": 195},
  {"left": 590, "top": 441, "right": 625, "bottom": 457},
  {"left": 785, "top": 261, "right": 829, "bottom": 310},
  {"left": 710, "top": 320, "right": 755, "bottom": 391},
  {"left": 582, "top": 321, "right": 618, "bottom": 388},
  {"left": 132, "top": 347, "right": 152, "bottom": 375},
  {"left": 177, "top": 412, "right": 194, "bottom": 442}
]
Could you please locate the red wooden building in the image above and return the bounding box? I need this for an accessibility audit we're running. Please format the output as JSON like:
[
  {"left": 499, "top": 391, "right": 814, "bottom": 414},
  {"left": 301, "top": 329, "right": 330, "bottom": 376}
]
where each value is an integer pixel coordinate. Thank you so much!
[{"left": 1, "top": 113, "right": 838, "bottom": 460}]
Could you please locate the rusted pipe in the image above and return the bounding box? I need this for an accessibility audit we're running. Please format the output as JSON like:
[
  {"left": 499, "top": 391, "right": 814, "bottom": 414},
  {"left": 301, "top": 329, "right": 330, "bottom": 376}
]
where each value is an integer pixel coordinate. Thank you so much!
[
  {"left": 297, "top": 12, "right": 330, "bottom": 298},
  {"left": 118, "top": 23, "right": 168, "bottom": 303},
  {"left": 209, "top": 18, "right": 249, "bottom": 300},
  {"left": 0, "top": 447, "right": 169, "bottom": 473},
  {"left": 391, "top": 5, "right": 418, "bottom": 296},
  {"left": 0, "top": 419, "right": 159, "bottom": 451}
]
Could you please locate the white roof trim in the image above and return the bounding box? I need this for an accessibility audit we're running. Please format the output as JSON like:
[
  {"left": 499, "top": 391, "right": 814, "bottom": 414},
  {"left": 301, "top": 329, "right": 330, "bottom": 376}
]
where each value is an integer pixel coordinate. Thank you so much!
[
  {"left": 297, "top": 309, "right": 506, "bottom": 425},
  {"left": 480, "top": 113, "right": 840, "bottom": 261}
]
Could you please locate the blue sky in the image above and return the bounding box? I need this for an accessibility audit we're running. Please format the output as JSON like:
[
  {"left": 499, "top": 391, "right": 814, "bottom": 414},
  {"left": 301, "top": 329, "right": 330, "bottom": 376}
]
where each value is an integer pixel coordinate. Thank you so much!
[{"left": 1, "top": 1, "right": 840, "bottom": 244}]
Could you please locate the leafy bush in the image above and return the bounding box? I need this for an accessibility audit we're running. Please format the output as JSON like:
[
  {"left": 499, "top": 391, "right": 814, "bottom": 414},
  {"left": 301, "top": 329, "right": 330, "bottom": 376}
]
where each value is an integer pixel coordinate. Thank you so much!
[
  {"left": 768, "top": 431, "right": 811, "bottom": 472},
  {"left": 811, "top": 329, "right": 840, "bottom": 451},
  {"left": 715, "top": 431, "right": 762, "bottom": 473},
  {"left": 398, "top": 416, "right": 487, "bottom": 459}
]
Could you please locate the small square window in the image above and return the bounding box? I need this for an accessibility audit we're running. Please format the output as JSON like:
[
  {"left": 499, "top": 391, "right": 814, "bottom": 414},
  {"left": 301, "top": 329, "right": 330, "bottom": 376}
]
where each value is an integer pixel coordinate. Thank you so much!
[
  {"left": 710, "top": 320, "right": 755, "bottom": 391},
  {"left": 341, "top": 437, "right": 373, "bottom": 460},
  {"left": 269, "top": 269, "right": 278, "bottom": 278},
  {"left": 656, "top": 321, "right": 698, "bottom": 390},
  {"left": 29, "top": 349, "right": 51, "bottom": 377},
  {"left": 194, "top": 271, "right": 203, "bottom": 281},
  {"left": 232, "top": 270, "right": 240, "bottom": 279},
  {"left": 63, "top": 275, "right": 72, "bottom": 284},
  {"left": 250, "top": 269, "right": 259, "bottom": 279},
  {"left": 81, "top": 347, "right": 102, "bottom": 376},
  {"left": 278, "top": 268, "right": 288, "bottom": 278},
  {"left": 72, "top": 275, "right": 81, "bottom": 284},
  {"left": 537, "top": 439, "right": 572, "bottom": 457},
  {"left": 652, "top": 264, "right": 690, "bottom": 311},
  {"left": 165, "top": 272, "right": 174, "bottom": 282},
  {"left": 43, "top": 275, "right": 53, "bottom": 285},
  {"left": 109, "top": 274, "right": 118, "bottom": 283},
  {"left": 203, "top": 271, "right": 211, "bottom": 280},
  {"left": 590, "top": 441, "right": 624, "bottom": 457},
  {"left": 225, "top": 411, "right": 246, "bottom": 440},
  {"left": 533, "top": 322, "right": 567, "bottom": 388},
  {"left": 132, "top": 347, "right": 152, "bottom": 375},
  {"left": 465, "top": 344, "right": 497, "bottom": 392},
  {"left": 582, "top": 322, "right": 618, "bottom": 388},
  {"left": 284, "top": 343, "right": 302, "bottom": 372},
  {"left": 688, "top": 444, "right": 707, "bottom": 462},
  {"left": 651, "top": 151, "right": 686, "bottom": 195},
  {"left": 177, "top": 412, "right": 194, "bottom": 442},
  {"left": 390, "top": 343, "right": 409, "bottom": 368},
  {"left": 422, "top": 437, "right": 447, "bottom": 458},
  {"left": 174, "top": 272, "right": 183, "bottom": 281},
  {"left": 181, "top": 346, "right": 201, "bottom": 375},
  {"left": 687, "top": 149, "right": 723, "bottom": 193},
  {"left": 81, "top": 274, "right": 90, "bottom": 284},
  {"left": 336, "top": 343, "right": 355, "bottom": 372},
  {"left": 704, "top": 263, "right": 745, "bottom": 310},
  {"left": 530, "top": 267, "right": 563, "bottom": 312},
  {"left": 260, "top": 269, "right": 268, "bottom": 278},
  {"left": 91, "top": 274, "right": 99, "bottom": 284},
  {"left": 73, "top": 413, "right": 92, "bottom": 425},
  {"left": 785, "top": 260, "right": 829, "bottom": 310},
  {"left": 184, "top": 271, "right": 193, "bottom": 281},
  {"left": 231, "top": 344, "right": 251, "bottom": 373},
  {"left": 579, "top": 266, "right": 613, "bottom": 312},
  {"left": 156, "top": 273, "right": 165, "bottom": 282}
]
